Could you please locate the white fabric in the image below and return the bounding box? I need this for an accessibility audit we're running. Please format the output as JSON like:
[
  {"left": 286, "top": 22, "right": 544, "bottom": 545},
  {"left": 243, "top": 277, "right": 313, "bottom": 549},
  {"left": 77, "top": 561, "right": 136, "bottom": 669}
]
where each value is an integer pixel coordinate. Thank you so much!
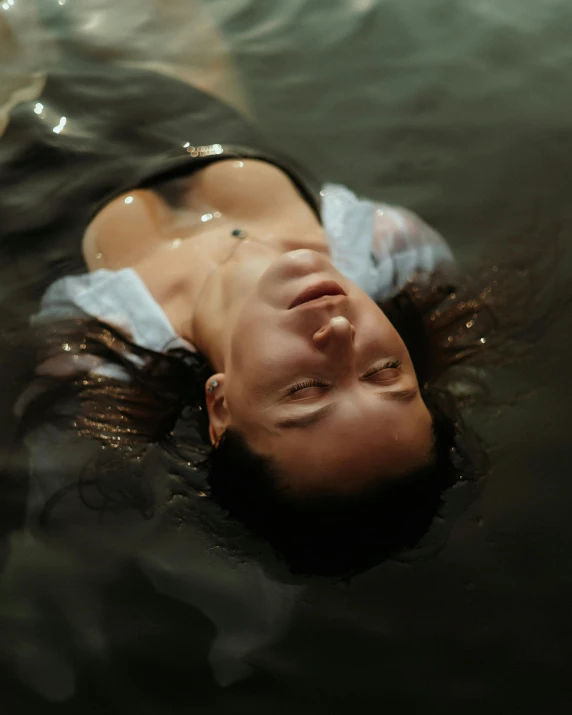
[
  {"left": 321, "top": 182, "right": 455, "bottom": 300},
  {"left": 32, "top": 267, "right": 196, "bottom": 380},
  {"left": 33, "top": 266, "right": 195, "bottom": 353}
]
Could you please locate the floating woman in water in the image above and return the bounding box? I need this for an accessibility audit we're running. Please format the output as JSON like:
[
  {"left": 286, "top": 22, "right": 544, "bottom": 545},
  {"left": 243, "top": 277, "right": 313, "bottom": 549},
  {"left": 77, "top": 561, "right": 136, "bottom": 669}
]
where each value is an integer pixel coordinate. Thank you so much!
[{"left": 3, "top": 56, "right": 548, "bottom": 577}]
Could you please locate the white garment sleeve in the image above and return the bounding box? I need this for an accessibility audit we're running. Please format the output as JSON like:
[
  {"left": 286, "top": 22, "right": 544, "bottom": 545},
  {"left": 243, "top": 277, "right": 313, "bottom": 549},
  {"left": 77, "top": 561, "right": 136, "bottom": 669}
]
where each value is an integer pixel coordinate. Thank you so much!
[
  {"left": 321, "top": 183, "right": 456, "bottom": 300},
  {"left": 28, "top": 267, "right": 196, "bottom": 383}
]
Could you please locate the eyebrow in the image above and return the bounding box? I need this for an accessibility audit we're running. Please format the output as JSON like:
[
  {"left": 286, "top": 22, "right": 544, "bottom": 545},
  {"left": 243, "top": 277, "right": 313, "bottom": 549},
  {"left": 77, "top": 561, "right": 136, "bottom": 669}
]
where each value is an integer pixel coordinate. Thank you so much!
[
  {"left": 275, "top": 386, "right": 419, "bottom": 430},
  {"left": 379, "top": 387, "right": 419, "bottom": 403},
  {"left": 276, "top": 403, "right": 337, "bottom": 429}
]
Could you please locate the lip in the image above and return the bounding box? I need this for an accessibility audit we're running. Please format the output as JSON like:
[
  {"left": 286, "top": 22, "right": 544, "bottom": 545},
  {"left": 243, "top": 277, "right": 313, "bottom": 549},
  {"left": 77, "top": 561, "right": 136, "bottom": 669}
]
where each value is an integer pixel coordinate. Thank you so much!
[{"left": 288, "top": 280, "right": 346, "bottom": 309}]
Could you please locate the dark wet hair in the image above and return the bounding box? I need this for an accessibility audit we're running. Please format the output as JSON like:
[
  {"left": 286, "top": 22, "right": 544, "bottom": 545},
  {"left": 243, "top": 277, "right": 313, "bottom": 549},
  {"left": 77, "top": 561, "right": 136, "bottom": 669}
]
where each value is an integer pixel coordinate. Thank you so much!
[
  {"left": 206, "top": 385, "right": 475, "bottom": 577},
  {"left": 12, "top": 221, "right": 564, "bottom": 576}
]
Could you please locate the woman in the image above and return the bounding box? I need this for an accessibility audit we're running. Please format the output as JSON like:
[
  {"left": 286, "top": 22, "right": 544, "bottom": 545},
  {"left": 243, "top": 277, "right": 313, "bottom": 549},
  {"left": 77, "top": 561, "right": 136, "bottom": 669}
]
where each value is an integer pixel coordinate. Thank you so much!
[
  {"left": 4, "top": 54, "right": 535, "bottom": 577},
  {"left": 46, "top": 154, "right": 455, "bottom": 492}
]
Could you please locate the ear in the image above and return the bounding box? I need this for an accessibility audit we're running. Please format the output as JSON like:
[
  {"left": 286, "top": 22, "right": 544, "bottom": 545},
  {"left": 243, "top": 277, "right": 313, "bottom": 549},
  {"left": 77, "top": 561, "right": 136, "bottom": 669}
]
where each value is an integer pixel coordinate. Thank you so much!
[{"left": 204, "top": 373, "right": 230, "bottom": 446}]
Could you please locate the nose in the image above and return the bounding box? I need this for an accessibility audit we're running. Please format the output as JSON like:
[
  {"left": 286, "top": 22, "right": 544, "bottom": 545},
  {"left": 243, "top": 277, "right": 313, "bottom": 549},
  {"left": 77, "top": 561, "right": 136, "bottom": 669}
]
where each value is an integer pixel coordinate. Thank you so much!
[{"left": 313, "top": 316, "right": 356, "bottom": 364}]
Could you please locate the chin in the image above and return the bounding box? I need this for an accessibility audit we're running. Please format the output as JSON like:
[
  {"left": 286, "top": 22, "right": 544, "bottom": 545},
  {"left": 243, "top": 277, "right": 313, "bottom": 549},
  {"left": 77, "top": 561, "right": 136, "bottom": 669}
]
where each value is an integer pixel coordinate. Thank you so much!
[
  {"left": 274, "top": 249, "right": 335, "bottom": 279},
  {"left": 255, "top": 250, "right": 342, "bottom": 311}
]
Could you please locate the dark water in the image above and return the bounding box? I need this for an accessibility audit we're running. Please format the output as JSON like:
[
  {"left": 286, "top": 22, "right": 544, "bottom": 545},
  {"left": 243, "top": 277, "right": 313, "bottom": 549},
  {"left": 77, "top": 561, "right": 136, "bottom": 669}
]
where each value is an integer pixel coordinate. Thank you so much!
[{"left": 2, "top": 1, "right": 572, "bottom": 712}]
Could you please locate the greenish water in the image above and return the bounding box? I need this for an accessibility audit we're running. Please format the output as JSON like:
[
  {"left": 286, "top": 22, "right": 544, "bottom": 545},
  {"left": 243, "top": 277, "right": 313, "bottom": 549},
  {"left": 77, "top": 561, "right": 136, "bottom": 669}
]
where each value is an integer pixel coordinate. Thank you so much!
[{"left": 1, "top": 0, "right": 572, "bottom": 712}]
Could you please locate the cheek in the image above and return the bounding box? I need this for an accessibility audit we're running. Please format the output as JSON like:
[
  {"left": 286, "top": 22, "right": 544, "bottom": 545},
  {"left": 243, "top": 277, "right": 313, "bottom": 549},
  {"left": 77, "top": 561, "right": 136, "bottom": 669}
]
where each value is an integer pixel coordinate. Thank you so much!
[
  {"left": 227, "top": 306, "right": 301, "bottom": 385},
  {"left": 359, "top": 308, "right": 407, "bottom": 355},
  {"left": 392, "top": 402, "right": 433, "bottom": 454},
  {"left": 228, "top": 302, "right": 270, "bottom": 363}
]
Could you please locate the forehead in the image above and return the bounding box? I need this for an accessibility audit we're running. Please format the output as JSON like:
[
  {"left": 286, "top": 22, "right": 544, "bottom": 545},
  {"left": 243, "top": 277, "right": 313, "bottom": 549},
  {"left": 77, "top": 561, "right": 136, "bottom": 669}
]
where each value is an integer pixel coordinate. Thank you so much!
[{"left": 235, "top": 394, "right": 434, "bottom": 497}]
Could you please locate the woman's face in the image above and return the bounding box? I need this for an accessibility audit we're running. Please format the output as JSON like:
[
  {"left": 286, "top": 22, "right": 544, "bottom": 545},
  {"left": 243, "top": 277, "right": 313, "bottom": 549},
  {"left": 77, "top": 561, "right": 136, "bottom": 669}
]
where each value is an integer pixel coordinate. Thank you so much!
[{"left": 208, "top": 249, "right": 434, "bottom": 496}]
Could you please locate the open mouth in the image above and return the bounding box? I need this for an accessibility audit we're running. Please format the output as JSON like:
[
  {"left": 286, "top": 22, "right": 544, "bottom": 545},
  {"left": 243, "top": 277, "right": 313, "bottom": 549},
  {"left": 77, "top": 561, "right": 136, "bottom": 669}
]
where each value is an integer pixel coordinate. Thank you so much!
[{"left": 288, "top": 280, "right": 346, "bottom": 309}]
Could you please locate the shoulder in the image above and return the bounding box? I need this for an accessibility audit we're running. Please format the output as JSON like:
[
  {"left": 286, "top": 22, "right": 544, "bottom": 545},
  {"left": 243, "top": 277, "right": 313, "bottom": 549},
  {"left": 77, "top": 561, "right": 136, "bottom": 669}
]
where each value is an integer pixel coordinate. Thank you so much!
[
  {"left": 82, "top": 189, "right": 175, "bottom": 271},
  {"left": 34, "top": 268, "right": 195, "bottom": 356}
]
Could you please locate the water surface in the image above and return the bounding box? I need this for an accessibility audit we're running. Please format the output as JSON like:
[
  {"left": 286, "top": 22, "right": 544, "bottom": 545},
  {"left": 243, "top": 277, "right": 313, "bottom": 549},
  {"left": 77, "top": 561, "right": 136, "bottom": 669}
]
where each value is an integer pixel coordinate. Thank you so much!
[{"left": 1, "top": 1, "right": 572, "bottom": 712}]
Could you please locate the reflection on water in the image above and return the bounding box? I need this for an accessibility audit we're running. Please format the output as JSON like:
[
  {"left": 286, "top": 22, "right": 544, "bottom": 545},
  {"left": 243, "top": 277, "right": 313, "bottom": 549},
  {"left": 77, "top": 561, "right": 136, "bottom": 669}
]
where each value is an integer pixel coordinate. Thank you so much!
[
  {"left": 0, "top": 0, "right": 49, "bottom": 135},
  {"left": 2, "top": 0, "right": 572, "bottom": 712}
]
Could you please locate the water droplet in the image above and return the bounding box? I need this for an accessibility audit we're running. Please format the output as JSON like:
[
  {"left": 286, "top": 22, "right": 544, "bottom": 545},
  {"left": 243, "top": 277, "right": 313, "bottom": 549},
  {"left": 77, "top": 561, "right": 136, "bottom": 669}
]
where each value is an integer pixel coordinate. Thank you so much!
[
  {"left": 34, "top": 103, "right": 43, "bottom": 115},
  {"left": 124, "top": 196, "right": 134, "bottom": 205},
  {"left": 52, "top": 116, "right": 67, "bottom": 134},
  {"left": 480, "top": 337, "right": 487, "bottom": 344}
]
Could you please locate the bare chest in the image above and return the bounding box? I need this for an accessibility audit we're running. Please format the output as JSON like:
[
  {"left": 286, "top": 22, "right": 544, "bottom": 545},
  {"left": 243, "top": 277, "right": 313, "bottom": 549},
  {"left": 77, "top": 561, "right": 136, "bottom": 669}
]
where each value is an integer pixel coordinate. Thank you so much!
[{"left": 82, "top": 158, "right": 325, "bottom": 273}]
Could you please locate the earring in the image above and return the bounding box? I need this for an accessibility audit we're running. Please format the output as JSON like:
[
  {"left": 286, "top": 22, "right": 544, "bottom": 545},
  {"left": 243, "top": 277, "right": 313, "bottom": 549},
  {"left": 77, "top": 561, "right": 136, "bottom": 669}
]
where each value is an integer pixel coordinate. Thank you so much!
[{"left": 207, "top": 379, "right": 219, "bottom": 393}]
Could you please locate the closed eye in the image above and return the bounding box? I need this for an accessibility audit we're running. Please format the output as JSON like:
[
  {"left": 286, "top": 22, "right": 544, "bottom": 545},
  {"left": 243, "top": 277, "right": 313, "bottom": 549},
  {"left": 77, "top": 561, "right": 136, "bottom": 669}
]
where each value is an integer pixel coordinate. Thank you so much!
[
  {"left": 362, "top": 359, "right": 402, "bottom": 381},
  {"left": 286, "top": 360, "right": 402, "bottom": 396},
  {"left": 287, "top": 379, "right": 330, "bottom": 396}
]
